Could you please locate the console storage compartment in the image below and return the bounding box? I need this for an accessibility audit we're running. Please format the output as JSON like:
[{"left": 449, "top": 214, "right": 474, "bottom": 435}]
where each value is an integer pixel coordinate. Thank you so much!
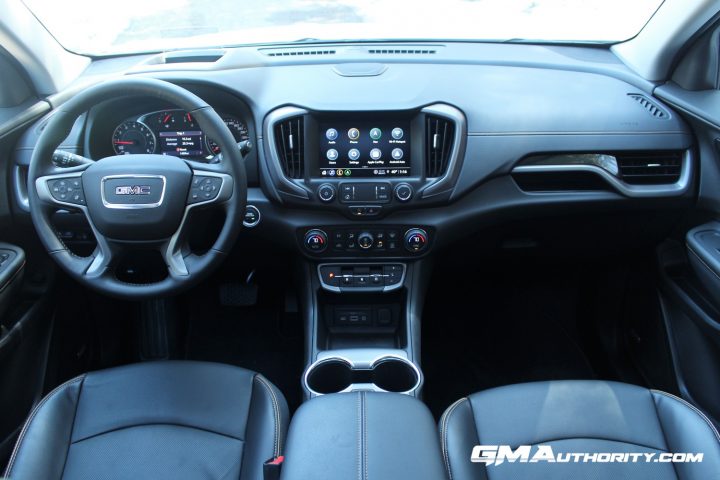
[{"left": 280, "top": 392, "right": 447, "bottom": 480}]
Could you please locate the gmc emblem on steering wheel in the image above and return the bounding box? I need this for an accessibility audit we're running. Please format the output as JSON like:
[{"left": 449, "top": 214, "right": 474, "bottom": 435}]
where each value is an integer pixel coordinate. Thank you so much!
[{"left": 115, "top": 185, "right": 151, "bottom": 195}]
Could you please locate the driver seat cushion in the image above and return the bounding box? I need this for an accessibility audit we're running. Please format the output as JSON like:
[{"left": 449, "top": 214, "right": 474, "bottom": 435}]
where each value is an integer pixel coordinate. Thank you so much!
[
  {"left": 440, "top": 380, "right": 720, "bottom": 480},
  {"left": 4, "top": 361, "right": 289, "bottom": 480}
]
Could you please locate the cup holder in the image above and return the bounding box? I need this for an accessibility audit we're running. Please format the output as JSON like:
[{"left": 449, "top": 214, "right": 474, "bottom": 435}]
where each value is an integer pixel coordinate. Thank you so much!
[{"left": 304, "top": 356, "right": 421, "bottom": 395}]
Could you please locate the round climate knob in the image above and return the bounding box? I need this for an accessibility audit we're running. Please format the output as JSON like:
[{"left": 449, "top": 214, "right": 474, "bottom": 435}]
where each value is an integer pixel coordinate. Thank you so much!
[
  {"left": 394, "top": 183, "right": 413, "bottom": 202},
  {"left": 304, "top": 229, "right": 328, "bottom": 253},
  {"left": 318, "top": 183, "right": 336, "bottom": 202},
  {"left": 404, "top": 228, "right": 428, "bottom": 253},
  {"left": 358, "top": 232, "right": 374, "bottom": 250}
]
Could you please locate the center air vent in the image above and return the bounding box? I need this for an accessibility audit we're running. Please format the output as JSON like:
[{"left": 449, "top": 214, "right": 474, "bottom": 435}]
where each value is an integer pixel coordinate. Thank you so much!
[
  {"left": 274, "top": 116, "right": 305, "bottom": 179},
  {"left": 425, "top": 116, "right": 455, "bottom": 178},
  {"left": 616, "top": 151, "right": 683, "bottom": 185}
]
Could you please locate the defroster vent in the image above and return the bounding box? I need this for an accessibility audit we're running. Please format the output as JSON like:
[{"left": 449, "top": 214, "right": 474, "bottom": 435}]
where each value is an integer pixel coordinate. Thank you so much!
[
  {"left": 274, "top": 116, "right": 305, "bottom": 179},
  {"left": 425, "top": 116, "right": 455, "bottom": 178}
]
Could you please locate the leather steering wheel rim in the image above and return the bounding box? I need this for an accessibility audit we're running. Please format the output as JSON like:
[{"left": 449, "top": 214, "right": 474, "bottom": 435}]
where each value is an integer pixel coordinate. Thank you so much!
[{"left": 27, "top": 78, "right": 247, "bottom": 299}]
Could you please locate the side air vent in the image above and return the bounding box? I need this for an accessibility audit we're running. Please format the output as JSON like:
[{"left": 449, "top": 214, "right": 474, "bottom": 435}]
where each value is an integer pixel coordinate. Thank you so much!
[
  {"left": 616, "top": 151, "right": 683, "bottom": 185},
  {"left": 263, "top": 49, "right": 336, "bottom": 57},
  {"left": 274, "top": 116, "right": 305, "bottom": 179},
  {"left": 425, "top": 116, "right": 455, "bottom": 178},
  {"left": 628, "top": 94, "right": 670, "bottom": 120},
  {"left": 368, "top": 49, "right": 436, "bottom": 55}
]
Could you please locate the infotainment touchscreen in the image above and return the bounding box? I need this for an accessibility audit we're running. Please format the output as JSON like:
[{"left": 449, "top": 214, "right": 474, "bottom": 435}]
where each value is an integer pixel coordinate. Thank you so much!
[{"left": 319, "top": 122, "right": 410, "bottom": 177}]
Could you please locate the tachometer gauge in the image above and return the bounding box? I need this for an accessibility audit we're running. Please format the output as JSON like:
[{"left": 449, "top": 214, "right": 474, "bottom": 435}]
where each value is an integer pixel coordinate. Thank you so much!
[
  {"left": 206, "top": 116, "right": 250, "bottom": 155},
  {"left": 112, "top": 121, "right": 156, "bottom": 155},
  {"left": 156, "top": 111, "right": 178, "bottom": 129}
]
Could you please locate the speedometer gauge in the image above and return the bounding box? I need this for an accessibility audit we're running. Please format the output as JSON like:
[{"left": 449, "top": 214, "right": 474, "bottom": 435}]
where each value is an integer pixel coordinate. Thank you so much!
[
  {"left": 206, "top": 116, "right": 249, "bottom": 155},
  {"left": 112, "top": 121, "right": 156, "bottom": 155}
]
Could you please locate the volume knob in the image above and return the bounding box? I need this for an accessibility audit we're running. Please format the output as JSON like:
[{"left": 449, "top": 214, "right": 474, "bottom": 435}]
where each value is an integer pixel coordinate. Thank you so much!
[{"left": 358, "top": 232, "right": 374, "bottom": 250}]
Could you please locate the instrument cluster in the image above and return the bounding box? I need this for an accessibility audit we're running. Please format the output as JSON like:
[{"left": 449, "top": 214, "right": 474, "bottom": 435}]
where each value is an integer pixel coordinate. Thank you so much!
[{"left": 111, "top": 109, "right": 249, "bottom": 161}]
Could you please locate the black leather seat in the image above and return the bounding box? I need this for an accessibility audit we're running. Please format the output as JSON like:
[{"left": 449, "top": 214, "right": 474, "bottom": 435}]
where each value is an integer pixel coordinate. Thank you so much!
[
  {"left": 441, "top": 380, "right": 720, "bottom": 480},
  {"left": 3, "top": 361, "right": 288, "bottom": 480}
]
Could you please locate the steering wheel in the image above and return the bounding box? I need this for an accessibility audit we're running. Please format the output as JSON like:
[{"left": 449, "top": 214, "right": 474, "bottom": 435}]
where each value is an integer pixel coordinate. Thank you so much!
[{"left": 28, "top": 78, "right": 247, "bottom": 299}]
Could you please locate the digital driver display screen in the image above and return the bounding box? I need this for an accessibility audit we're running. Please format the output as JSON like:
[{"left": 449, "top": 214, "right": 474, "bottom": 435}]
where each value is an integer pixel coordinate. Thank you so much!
[
  {"left": 159, "top": 130, "right": 204, "bottom": 157},
  {"left": 319, "top": 122, "right": 410, "bottom": 178}
]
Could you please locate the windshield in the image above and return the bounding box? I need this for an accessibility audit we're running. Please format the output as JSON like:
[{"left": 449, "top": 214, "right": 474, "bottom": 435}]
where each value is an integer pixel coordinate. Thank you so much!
[{"left": 23, "top": 0, "right": 665, "bottom": 57}]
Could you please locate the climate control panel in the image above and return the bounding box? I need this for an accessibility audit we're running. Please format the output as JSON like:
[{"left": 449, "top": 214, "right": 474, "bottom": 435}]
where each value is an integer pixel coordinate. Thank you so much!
[{"left": 299, "top": 226, "right": 431, "bottom": 258}]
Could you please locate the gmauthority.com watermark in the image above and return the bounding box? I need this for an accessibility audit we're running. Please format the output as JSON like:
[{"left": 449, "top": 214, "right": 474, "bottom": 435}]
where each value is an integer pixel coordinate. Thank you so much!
[{"left": 471, "top": 445, "right": 704, "bottom": 466}]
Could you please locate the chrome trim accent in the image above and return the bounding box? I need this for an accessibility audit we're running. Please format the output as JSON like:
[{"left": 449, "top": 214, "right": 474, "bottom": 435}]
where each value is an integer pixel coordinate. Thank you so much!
[
  {"left": 13, "top": 165, "right": 29, "bottom": 211},
  {"left": 303, "top": 349, "right": 423, "bottom": 397},
  {"left": 162, "top": 170, "right": 233, "bottom": 277},
  {"left": 317, "top": 262, "right": 406, "bottom": 293},
  {"left": 420, "top": 103, "right": 468, "bottom": 198},
  {"left": 100, "top": 174, "right": 166, "bottom": 209},
  {"left": 243, "top": 204, "right": 261, "bottom": 228},
  {"left": 511, "top": 150, "right": 693, "bottom": 198},
  {"left": 263, "top": 106, "right": 310, "bottom": 199},
  {"left": 35, "top": 171, "right": 114, "bottom": 278}
]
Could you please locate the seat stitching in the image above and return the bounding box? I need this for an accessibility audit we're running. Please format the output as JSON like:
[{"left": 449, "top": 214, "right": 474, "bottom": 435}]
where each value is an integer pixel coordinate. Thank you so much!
[
  {"left": 70, "top": 422, "right": 246, "bottom": 444},
  {"left": 59, "top": 373, "right": 85, "bottom": 478},
  {"left": 4, "top": 374, "right": 86, "bottom": 477},
  {"left": 439, "top": 397, "right": 467, "bottom": 480},
  {"left": 254, "top": 375, "right": 281, "bottom": 457},
  {"left": 652, "top": 389, "right": 720, "bottom": 443}
]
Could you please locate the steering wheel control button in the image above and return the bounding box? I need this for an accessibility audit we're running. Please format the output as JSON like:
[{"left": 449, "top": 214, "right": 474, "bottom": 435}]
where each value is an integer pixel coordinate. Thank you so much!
[
  {"left": 394, "top": 183, "right": 414, "bottom": 202},
  {"left": 369, "top": 128, "right": 382, "bottom": 140},
  {"left": 404, "top": 228, "right": 428, "bottom": 253},
  {"left": 304, "top": 229, "right": 328, "bottom": 253},
  {"left": 48, "top": 178, "right": 86, "bottom": 205},
  {"left": 243, "top": 205, "right": 261, "bottom": 228},
  {"left": 318, "top": 183, "right": 336, "bottom": 202},
  {"left": 325, "top": 128, "right": 338, "bottom": 141},
  {"left": 188, "top": 175, "right": 223, "bottom": 204},
  {"left": 391, "top": 127, "right": 404, "bottom": 140}
]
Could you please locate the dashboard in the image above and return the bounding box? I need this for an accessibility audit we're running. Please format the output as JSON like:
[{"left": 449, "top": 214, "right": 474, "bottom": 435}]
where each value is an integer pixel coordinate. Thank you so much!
[{"left": 10, "top": 42, "right": 697, "bottom": 262}]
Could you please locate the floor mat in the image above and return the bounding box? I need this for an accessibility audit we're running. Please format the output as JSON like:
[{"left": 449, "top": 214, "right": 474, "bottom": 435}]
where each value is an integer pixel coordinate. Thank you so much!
[
  {"left": 182, "top": 280, "right": 304, "bottom": 413},
  {"left": 421, "top": 262, "right": 597, "bottom": 419}
]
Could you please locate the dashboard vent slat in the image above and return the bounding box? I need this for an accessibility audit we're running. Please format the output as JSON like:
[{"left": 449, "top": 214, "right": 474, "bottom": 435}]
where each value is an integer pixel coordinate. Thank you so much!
[
  {"left": 616, "top": 151, "right": 682, "bottom": 185},
  {"left": 274, "top": 116, "right": 305, "bottom": 179},
  {"left": 425, "top": 116, "right": 455, "bottom": 178},
  {"left": 368, "top": 49, "right": 436, "bottom": 55},
  {"left": 628, "top": 94, "right": 670, "bottom": 120},
  {"left": 264, "top": 49, "right": 336, "bottom": 57}
]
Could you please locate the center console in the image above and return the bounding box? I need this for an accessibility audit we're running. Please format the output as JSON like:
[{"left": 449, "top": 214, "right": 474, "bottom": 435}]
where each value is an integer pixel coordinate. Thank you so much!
[{"left": 260, "top": 103, "right": 464, "bottom": 400}]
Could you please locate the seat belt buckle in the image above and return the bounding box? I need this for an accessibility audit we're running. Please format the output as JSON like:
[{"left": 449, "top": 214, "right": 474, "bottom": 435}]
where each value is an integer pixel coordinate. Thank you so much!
[{"left": 263, "top": 455, "right": 284, "bottom": 480}]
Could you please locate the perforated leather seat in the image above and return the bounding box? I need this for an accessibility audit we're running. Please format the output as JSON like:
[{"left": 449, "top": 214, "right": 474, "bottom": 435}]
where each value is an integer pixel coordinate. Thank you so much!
[
  {"left": 4, "top": 361, "right": 288, "bottom": 480},
  {"left": 440, "top": 380, "right": 720, "bottom": 480}
]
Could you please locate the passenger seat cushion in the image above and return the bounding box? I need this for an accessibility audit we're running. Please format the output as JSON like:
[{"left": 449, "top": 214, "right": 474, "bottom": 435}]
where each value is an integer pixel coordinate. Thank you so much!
[
  {"left": 440, "top": 380, "right": 720, "bottom": 480},
  {"left": 4, "top": 361, "right": 289, "bottom": 480}
]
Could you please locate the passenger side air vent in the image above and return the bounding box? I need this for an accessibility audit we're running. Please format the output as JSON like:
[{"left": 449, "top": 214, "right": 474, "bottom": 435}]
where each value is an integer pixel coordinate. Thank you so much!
[
  {"left": 262, "top": 48, "right": 336, "bottom": 57},
  {"left": 616, "top": 151, "right": 683, "bottom": 185},
  {"left": 368, "top": 49, "right": 436, "bottom": 55},
  {"left": 425, "top": 116, "right": 455, "bottom": 178},
  {"left": 274, "top": 116, "right": 305, "bottom": 179},
  {"left": 628, "top": 94, "right": 670, "bottom": 120}
]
